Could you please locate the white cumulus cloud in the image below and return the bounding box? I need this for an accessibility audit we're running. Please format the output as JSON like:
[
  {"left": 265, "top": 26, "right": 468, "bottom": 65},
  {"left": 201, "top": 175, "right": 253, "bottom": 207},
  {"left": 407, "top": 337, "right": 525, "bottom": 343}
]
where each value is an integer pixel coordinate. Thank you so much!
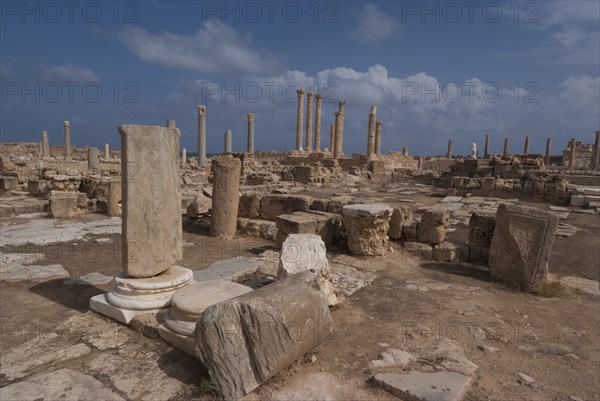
[{"left": 351, "top": 3, "right": 397, "bottom": 44}]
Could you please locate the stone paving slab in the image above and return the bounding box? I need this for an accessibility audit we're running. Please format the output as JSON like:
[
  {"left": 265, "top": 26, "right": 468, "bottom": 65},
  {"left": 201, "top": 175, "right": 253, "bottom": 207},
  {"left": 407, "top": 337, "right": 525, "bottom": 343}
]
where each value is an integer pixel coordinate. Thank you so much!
[{"left": 373, "top": 371, "right": 472, "bottom": 401}]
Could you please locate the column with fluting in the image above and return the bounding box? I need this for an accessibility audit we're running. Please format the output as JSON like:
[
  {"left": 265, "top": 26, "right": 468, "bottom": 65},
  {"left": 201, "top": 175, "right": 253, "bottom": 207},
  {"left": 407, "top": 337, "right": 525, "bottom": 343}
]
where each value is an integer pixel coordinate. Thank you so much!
[{"left": 295, "top": 89, "right": 305, "bottom": 151}]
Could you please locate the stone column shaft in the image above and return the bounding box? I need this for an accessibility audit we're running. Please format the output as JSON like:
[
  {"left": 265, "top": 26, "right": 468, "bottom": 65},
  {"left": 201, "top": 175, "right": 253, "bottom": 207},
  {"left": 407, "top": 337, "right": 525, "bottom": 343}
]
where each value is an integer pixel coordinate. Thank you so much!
[
  {"left": 568, "top": 138, "right": 576, "bottom": 169},
  {"left": 366, "top": 106, "right": 376, "bottom": 162},
  {"left": 295, "top": 89, "right": 305, "bottom": 151},
  {"left": 523, "top": 136, "right": 530, "bottom": 155},
  {"left": 88, "top": 147, "right": 99, "bottom": 171},
  {"left": 107, "top": 180, "right": 121, "bottom": 217},
  {"left": 104, "top": 143, "right": 110, "bottom": 161},
  {"left": 592, "top": 131, "right": 600, "bottom": 171},
  {"left": 503, "top": 138, "right": 509, "bottom": 155},
  {"left": 544, "top": 138, "right": 552, "bottom": 167},
  {"left": 210, "top": 155, "right": 241, "bottom": 239},
  {"left": 484, "top": 133, "right": 491, "bottom": 158},
  {"left": 447, "top": 140, "right": 453, "bottom": 158},
  {"left": 224, "top": 130, "right": 232, "bottom": 153},
  {"left": 247, "top": 113, "right": 255, "bottom": 154},
  {"left": 333, "top": 112, "right": 342, "bottom": 159},
  {"left": 64, "top": 121, "right": 71, "bottom": 160},
  {"left": 198, "top": 105, "right": 207, "bottom": 167},
  {"left": 329, "top": 125, "right": 335, "bottom": 152},
  {"left": 337, "top": 101, "right": 345, "bottom": 156},
  {"left": 41, "top": 130, "right": 50, "bottom": 160},
  {"left": 167, "top": 119, "right": 176, "bottom": 128},
  {"left": 375, "top": 121, "right": 383, "bottom": 157},
  {"left": 182, "top": 148, "right": 187, "bottom": 164},
  {"left": 314, "top": 94, "right": 323, "bottom": 151},
  {"left": 305, "top": 92, "right": 314, "bottom": 151}
]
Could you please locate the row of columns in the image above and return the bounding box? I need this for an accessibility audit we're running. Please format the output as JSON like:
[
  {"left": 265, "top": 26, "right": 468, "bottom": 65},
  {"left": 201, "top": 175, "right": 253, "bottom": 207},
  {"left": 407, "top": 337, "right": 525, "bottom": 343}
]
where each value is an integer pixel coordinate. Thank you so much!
[
  {"left": 445, "top": 133, "right": 600, "bottom": 171},
  {"left": 40, "top": 122, "right": 112, "bottom": 165}
]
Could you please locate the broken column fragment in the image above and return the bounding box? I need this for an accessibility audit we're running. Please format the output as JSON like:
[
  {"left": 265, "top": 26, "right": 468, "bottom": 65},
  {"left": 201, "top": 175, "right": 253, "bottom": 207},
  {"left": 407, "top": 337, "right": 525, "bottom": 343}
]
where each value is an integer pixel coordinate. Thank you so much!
[
  {"left": 342, "top": 204, "right": 393, "bottom": 256},
  {"left": 418, "top": 208, "right": 450, "bottom": 245},
  {"left": 210, "top": 154, "right": 241, "bottom": 238}
]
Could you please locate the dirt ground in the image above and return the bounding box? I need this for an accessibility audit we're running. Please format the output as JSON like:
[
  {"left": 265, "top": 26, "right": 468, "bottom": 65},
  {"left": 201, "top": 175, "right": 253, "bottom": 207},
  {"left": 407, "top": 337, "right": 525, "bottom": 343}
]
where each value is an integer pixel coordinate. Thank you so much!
[{"left": 1, "top": 185, "right": 599, "bottom": 401}]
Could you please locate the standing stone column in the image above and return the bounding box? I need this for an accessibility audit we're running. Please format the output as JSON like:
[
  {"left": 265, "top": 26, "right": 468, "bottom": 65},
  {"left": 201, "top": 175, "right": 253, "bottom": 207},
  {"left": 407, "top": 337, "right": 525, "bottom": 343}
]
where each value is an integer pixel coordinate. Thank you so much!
[
  {"left": 402, "top": 148, "right": 408, "bottom": 156},
  {"left": 568, "top": 138, "right": 576, "bottom": 170},
  {"left": 210, "top": 154, "right": 241, "bottom": 239},
  {"left": 314, "top": 94, "right": 323, "bottom": 151},
  {"left": 107, "top": 180, "right": 121, "bottom": 217},
  {"left": 224, "top": 130, "right": 232, "bottom": 153},
  {"left": 104, "top": 143, "right": 110, "bottom": 161},
  {"left": 484, "top": 133, "right": 491, "bottom": 158},
  {"left": 329, "top": 125, "right": 335, "bottom": 152},
  {"left": 118, "top": 125, "right": 182, "bottom": 277},
  {"left": 333, "top": 112, "right": 342, "bottom": 159},
  {"left": 182, "top": 148, "right": 187, "bottom": 164},
  {"left": 247, "top": 113, "right": 255, "bottom": 154},
  {"left": 503, "top": 138, "right": 509, "bottom": 155},
  {"left": 366, "top": 106, "right": 377, "bottom": 163},
  {"left": 198, "top": 105, "right": 207, "bottom": 167},
  {"left": 447, "top": 140, "right": 453, "bottom": 158},
  {"left": 338, "top": 101, "right": 346, "bottom": 156},
  {"left": 295, "top": 89, "right": 305, "bottom": 151},
  {"left": 591, "top": 131, "right": 600, "bottom": 171},
  {"left": 64, "top": 121, "right": 71, "bottom": 160},
  {"left": 41, "top": 130, "right": 50, "bottom": 160},
  {"left": 375, "top": 121, "right": 383, "bottom": 157},
  {"left": 305, "top": 92, "right": 314, "bottom": 152},
  {"left": 544, "top": 138, "right": 552, "bottom": 167},
  {"left": 167, "top": 119, "right": 176, "bottom": 128},
  {"left": 88, "top": 147, "right": 99, "bottom": 171},
  {"left": 523, "top": 135, "right": 530, "bottom": 155}
]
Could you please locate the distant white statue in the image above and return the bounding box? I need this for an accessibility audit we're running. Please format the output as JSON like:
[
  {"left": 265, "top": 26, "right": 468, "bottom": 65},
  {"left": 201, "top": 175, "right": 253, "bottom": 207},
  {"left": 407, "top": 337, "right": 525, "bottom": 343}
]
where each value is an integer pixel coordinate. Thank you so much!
[{"left": 471, "top": 143, "right": 477, "bottom": 159}]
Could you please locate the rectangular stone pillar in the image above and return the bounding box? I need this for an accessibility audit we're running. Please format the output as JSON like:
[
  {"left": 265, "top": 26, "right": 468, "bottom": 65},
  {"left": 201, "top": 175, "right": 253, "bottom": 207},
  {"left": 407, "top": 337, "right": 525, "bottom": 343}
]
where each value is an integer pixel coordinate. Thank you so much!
[
  {"left": 198, "top": 105, "right": 207, "bottom": 167},
  {"left": 568, "top": 137, "right": 576, "bottom": 170},
  {"left": 375, "top": 120, "right": 382, "bottom": 157},
  {"left": 296, "top": 89, "right": 305, "bottom": 151},
  {"left": 503, "top": 138, "right": 509, "bottom": 155},
  {"left": 484, "top": 133, "right": 491, "bottom": 158},
  {"left": 523, "top": 135, "right": 530, "bottom": 155},
  {"left": 224, "top": 129, "right": 232, "bottom": 153},
  {"left": 447, "top": 140, "right": 453, "bottom": 158},
  {"left": 592, "top": 131, "right": 600, "bottom": 171},
  {"left": 64, "top": 121, "right": 71, "bottom": 160},
  {"left": 41, "top": 130, "right": 50, "bottom": 160},
  {"left": 247, "top": 113, "right": 255, "bottom": 154},
  {"left": 314, "top": 94, "right": 322, "bottom": 151},
  {"left": 544, "top": 138, "right": 552, "bottom": 167},
  {"left": 119, "top": 125, "right": 182, "bottom": 277}
]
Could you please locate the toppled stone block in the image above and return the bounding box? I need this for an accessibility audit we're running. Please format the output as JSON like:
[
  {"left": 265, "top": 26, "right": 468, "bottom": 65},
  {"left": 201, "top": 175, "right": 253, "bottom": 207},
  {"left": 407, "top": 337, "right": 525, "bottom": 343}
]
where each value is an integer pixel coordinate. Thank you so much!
[
  {"left": 418, "top": 208, "right": 449, "bottom": 245},
  {"left": 49, "top": 191, "right": 86, "bottom": 218},
  {"left": 388, "top": 205, "right": 413, "bottom": 240},
  {"left": 238, "top": 191, "right": 262, "bottom": 219},
  {"left": 278, "top": 234, "right": 337, "bottom": 305},
  {"left": 186, "top": 193, "right": 211, "bottom": 218},
  {"left": 489, "top": 203, "right": 558, "bottom": 293},
  {"left": 276, "top": 211, "right": 337, "bottom": 247},
  {"left": 342, "top": 204, "right": 393, "bottom": 256},
  {"left": 241, "top": 218, "right": 277, "bottom": 241},
  {"left": 433, "top": 242, "right": 458, "bottom": 262},
  {"left": 0, "top": 176, "right": 19, "bottom": 191},
  {"left": 194, "top": 271, "right": 336, "bottom": 400},
  {"left": 260, "top": 194, "right": 314, "bottom": 221}
]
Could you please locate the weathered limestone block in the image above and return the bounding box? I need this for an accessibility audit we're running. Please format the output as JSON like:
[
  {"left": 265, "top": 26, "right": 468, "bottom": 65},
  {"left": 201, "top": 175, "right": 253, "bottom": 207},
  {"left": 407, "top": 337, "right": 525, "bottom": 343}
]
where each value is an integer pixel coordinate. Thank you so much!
[
  {"left": 210, "top": 155, "right": 241, "bottom": 238},
  {"left": 432, "top": 242, "right": 458, "bottom": 262},
  {"left": 241, "top": 218, "right": 277, "bottom": 241},
  {"left": 402, "top": 220, "right": 419, "bottom": 241},
  {"left": 278, "top": 234, "right": 337, "bottom": 305},
  {"left": 260, "top": 194, "right": 314, "bottom": 221},
  {"left": 481, "top": 177, "right": 496, "bottom": 191},
  {"left": 238, "top": 191, "right": 263, "bottom": 219},
  {"left": 119, "top": 125, "right": 182, "bottom": 278},
  {"left": 388, "top": 205, "right": 413, "bottom": 240},
  {"left": 275, "top": 211, "right": 337, "bottom": 247},
  {"left": 418, "top": 209, "right": 449, "bottom": 245},
  {"left": 194, "top": 271, "right": 336, "bottom": 400},
  {"left": 107, "top": 181, "right": 121, "bottom": 217},
  {"left": 1, "top": 176, "right": 19, "bottom": 191},
  {"left": 27, "top": 180, "right": 50, "bottom": 197},
  {"left": 186, "top": 193, "right": 211, "bottom": 218},
  {"left": 311, "top": 196, "right": 354, "bottom": 214},
  {"left": 342, "top": 204, "right": 393, "bottom": 256},
  {"left": 489, "top": 204, "right": 558, "bottom": 292},
  {"left": 49, "top": 191, "right": 86, "bottom": 218},
  {"left": 468, "top": 211, "right": 496, "bottom": 264}
]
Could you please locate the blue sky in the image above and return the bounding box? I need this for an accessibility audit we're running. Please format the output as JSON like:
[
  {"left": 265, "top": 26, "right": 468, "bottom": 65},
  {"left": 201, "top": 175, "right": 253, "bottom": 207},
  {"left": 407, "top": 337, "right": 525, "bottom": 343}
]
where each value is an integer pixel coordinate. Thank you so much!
[{"left": 1, "top": 1, "right": 599, "bottom": 156}]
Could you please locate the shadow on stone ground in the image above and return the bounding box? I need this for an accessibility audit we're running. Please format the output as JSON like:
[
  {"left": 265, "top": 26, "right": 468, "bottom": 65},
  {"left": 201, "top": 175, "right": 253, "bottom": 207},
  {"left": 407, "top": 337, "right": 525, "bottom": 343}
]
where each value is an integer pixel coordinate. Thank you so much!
[
  {"left": 419, "top": 262, "right": 494, "bottom": 283},
  {"left": 29, "top": 278, "right": 104, "bottom": 313}
]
